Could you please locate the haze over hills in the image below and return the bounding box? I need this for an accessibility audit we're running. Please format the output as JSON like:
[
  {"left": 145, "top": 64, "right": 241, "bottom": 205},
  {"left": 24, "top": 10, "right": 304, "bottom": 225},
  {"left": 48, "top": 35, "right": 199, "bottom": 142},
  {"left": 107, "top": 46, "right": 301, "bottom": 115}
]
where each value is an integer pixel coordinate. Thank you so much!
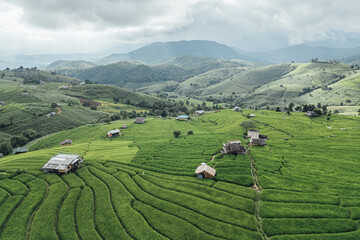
[{"left": 2, "top": 39, "right": 360, "bottom": 70}]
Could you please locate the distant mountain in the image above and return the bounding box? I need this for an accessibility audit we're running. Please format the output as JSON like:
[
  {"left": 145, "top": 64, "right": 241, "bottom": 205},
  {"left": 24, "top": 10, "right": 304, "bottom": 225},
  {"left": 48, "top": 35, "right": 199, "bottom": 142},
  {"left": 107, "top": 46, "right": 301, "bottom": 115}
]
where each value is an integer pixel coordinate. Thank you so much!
[
  {"left": 0, "top": 53, "right": 103, "bottom": 69},
  {"left": 66, "top": 56, "right": 248, "bottom": 89},
  {"left": 343, "top": 54, "right": 360, "bottom": 65},
  {"left": 99, "top": 40, "right": 253, "bottom": 64},
  {"left": 250, "top": 45, "right": 360, "bottom": 63}
]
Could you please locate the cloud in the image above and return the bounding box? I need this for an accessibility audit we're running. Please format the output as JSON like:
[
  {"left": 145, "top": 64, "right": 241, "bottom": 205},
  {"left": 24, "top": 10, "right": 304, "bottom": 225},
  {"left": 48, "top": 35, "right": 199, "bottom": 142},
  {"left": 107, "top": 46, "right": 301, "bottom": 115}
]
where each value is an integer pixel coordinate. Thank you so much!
[{"left": 1, "top": 0, "right": 360, "bottom": 54}]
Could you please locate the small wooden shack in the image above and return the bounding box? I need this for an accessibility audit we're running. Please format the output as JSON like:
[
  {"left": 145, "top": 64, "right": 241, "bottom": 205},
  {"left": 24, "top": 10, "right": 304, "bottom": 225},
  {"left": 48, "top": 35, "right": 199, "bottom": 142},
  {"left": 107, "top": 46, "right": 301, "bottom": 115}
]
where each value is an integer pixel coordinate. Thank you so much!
[
  {"left": 233, "top": 107, "right": 241, "bottom": 112},
  {"left": 135, "top": 117, "right": 145, "bottom": 124},
  {"left": 12, "top": 147, "right": 27, "bottom": 154},
  {"left": 195, "top": 163, "right": 216, "bottom": 179},
  {"left": 107, "top": 129, "right": 121, "bottom": 138},
  {"left": 250, "top": 138, "right": 266, "bottom": 146},
  {"left": 42, "top": 154, "right": 84, "bottom": 174},
  {"left": 59, "top": 139, "right": 72, "bottom": 146},
  {"left": 247, "top": 129, "right": 260, "bottom": 139},
  {"left": 121, "top": 124, "right": 127, "bottom": 129},
  {"left": 177, "top": 115, "right": 189, "bottom": 121},
  {"left": 305, "top": 111, "right": 318, "bottom": 118},
  {"left": 195, "top": 110, "right": 205, "bottom": 115},
  {"left": 223, "top": 140, "right": 246, "bottom": 155}
]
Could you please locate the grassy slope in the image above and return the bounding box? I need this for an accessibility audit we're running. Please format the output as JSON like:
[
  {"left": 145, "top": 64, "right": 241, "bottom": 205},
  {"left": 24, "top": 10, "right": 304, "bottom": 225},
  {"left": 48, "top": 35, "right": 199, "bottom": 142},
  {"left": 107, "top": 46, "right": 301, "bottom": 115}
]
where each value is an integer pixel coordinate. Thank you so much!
[{"left": 0, "top": 110, "right": 359, "bottom": 239}]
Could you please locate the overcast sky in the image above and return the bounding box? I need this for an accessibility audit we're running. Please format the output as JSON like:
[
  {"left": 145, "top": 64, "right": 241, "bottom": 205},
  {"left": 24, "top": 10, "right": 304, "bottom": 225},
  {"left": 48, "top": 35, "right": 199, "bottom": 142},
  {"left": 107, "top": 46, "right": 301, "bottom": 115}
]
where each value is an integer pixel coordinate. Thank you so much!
[{"left": 1, "top": 0, "right": 360, "bottom": 55}]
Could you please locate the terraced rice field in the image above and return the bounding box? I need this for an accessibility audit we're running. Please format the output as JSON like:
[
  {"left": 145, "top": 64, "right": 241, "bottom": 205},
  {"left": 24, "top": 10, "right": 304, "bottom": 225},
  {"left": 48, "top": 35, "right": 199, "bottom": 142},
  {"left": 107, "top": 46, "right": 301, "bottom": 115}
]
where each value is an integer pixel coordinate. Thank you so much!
[{"left": 0, "top": 110, "right": 359, "bottom": 239}]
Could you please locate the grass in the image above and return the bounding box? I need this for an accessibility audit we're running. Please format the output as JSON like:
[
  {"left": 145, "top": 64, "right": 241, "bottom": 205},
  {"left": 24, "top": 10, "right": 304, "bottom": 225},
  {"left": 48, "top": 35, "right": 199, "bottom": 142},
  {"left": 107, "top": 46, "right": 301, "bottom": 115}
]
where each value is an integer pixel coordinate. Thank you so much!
[{"left": 0, "top": 109, "right": 359, "bottom": 239}]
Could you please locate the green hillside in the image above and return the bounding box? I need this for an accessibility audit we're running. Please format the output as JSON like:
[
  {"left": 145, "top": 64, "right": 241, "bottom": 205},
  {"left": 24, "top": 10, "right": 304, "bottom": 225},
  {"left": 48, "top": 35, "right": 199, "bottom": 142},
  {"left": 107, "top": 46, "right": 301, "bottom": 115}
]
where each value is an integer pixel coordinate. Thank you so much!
[
  {"left": 0, "top": 110, "right": 359, "bottom": 239},
  {"left": 64, "top": 56, "right": 249, "bottom": 90},
  {"left": 0, "top": 70, "right": 185, "bottom": 156},
  {"left": 45, "top": 60, "right": 98, "bottom": 75}
]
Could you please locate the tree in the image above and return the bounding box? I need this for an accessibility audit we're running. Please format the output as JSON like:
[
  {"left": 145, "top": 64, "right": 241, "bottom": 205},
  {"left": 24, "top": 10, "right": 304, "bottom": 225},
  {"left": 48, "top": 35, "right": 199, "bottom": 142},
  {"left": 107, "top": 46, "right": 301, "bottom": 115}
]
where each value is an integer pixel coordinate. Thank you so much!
[
  {"left": 51, "top": 103, "right": 58, "bottom": 109},
  {"left": 10, "top": 135, "right": 28, "bottom": 148},
  {"left": 288, "top": 103, "right": 294, "bottom": 112},
  {"left": 240, "top": 121, "right": 255, "bottom": 134},
  {"left": 0, "top": 143, "right": 12, "bottom": 155},
  {"left": 173, "top": 130, "right": 181, "bottom": 138}
]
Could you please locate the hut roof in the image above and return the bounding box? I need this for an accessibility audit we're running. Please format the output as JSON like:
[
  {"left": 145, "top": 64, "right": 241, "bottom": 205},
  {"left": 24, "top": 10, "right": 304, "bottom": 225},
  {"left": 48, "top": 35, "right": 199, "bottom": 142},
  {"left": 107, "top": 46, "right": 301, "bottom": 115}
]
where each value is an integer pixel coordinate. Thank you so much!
[
  {"left": 195, "top": 110, "right": 205, "bottom": 115},
  {"left": 250, "top": 138, "right": 266, "bottom": 146},
  {"left": 248, "top": 129, "right": 260, "bottom": 139},
  {"left": 12, "top": 147, "right": 27, "bottom": 154},
  {"left": 135, "top": 117, "right": 145, "bottom": 123},
  {"left": 59, "top": 139, "right": 72, "bottom": 145},
  {"left": 177, "top": 115, "right": 189, "bottom": 119},
  {"left": 107, "top": 129, "right": 120, "bottom": 135},
  {"left": 42, "top": 154, "right": 83, "bottom": 171},
  {"left": 233, "top": 107, "right": 241, "bottom": 111},
  {"left": 195, "top": 163, "right": 216, "bottom": 178}
]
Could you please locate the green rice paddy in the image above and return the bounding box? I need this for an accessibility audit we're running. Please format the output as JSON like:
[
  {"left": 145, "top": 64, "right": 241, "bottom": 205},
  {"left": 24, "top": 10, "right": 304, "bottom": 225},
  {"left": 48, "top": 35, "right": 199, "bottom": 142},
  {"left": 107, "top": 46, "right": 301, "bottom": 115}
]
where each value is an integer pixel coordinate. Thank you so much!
[{"left": 0, "top": 109, "right": 359, "bottom": 239}]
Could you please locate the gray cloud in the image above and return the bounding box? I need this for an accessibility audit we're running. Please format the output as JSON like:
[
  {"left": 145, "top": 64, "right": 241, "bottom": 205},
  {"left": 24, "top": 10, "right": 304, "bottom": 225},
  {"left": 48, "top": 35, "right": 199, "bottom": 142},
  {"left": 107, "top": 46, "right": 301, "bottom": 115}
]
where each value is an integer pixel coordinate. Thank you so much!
[{"left": 1, "top": 0, "right": 360, "bottom": 54}]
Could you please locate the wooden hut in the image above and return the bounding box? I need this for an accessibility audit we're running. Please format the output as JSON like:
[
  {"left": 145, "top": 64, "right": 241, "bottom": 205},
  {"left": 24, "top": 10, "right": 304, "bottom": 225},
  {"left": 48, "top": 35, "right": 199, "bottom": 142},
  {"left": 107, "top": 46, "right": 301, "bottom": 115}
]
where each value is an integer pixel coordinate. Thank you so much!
[
  {"left": 305, "top": 111, "right": 318, "bottom": 118},
  {"left": 195, "top": 163, "right": 216, "bottom": 179},
  {"left": 59, "top": 139, "right": 72, "bottom": 146},
  {"left": 247, "top": 129, "right": 260, "bottom": 139},
  {"left": 195, "top": 110, "right": 205, "bottom": 115},
  {"left": 177, "top": 115, "right": 189, "bottom": 121},
  {"left": 42, "top": 154, "right": 84, "bottom": 174},
  {"left": 12, "top": 147, "right": 27, "bottom": 154},
  {"left": 223, "top": 140, "right": 246, "bottom": 155},
  {"left": 107, "top": 129, "right": 121, "bottom": 138},
  {"left": 135, "top": 117, "right": 145, "bottom": 124},
  {"left": 250, "top": 138, "right": 266, "bottom": 146}
]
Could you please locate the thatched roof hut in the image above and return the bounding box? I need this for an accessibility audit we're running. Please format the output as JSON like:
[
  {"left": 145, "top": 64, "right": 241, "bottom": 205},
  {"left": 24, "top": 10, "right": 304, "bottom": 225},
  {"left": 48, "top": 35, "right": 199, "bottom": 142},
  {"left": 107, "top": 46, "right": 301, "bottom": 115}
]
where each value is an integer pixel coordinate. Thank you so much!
[
  {"left": 107, "top": 129, "right": 121, "bottom": 137},
  {"left": 247, "top": 129, "right": 259, "bottom": 139},
  {"left": 42, "top": 154, "right": 84, "bottom": 174},
  {"left": 195, "top": 110, "right": 205, "bottom": 115},
  {"left": 59, "top": 139, "right": 72, "bottom": 146},
  {"left": 195, "top": 163, "right": 216, "bottom": 179},
  {"left": 250, "top": 138, "right": 266, "bottom": 146},
  {"left": 135, "top": 117, "right": 145, "bottom": 124},
  {"left": 12, "top": 147, "right": 27, "bottom": 154},
  {"left": 223, "top": 140, "right": 246, "bottom": 155}
]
